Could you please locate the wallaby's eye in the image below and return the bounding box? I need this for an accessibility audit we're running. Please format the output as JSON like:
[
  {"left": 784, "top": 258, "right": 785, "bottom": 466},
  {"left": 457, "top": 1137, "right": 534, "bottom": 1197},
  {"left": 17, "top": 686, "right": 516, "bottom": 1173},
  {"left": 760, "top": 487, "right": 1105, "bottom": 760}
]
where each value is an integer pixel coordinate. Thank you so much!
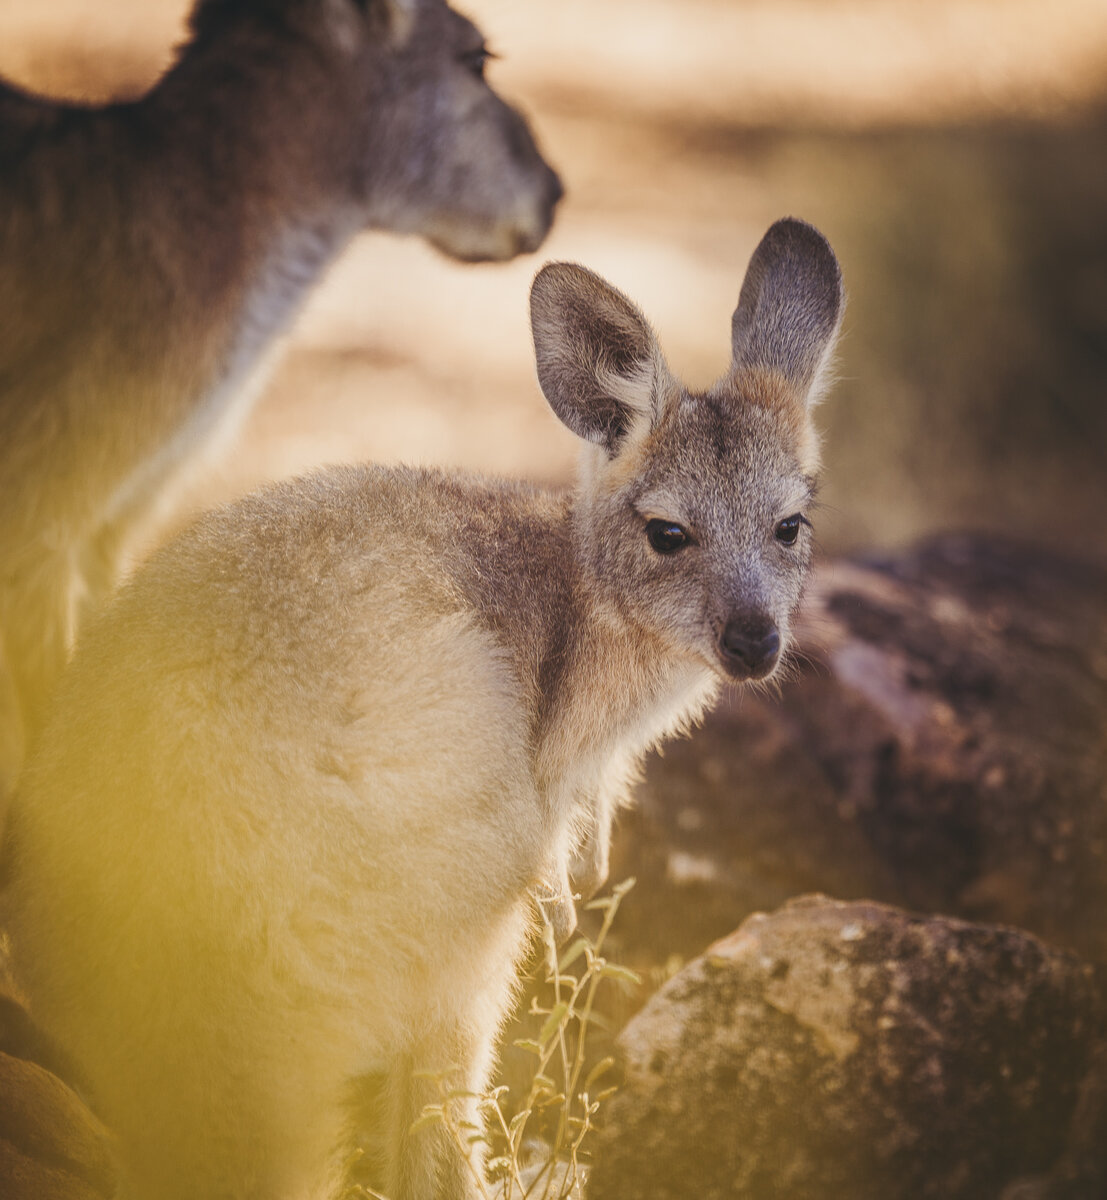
[
  {"left": 462, "top": 45, "right": 495, "bottom": 79},
  {"left": 646, "top": 519, "right": 691, "bottom": 555},
  {"left": 775, "top": 514, "right": 808, "bottom": 545}
]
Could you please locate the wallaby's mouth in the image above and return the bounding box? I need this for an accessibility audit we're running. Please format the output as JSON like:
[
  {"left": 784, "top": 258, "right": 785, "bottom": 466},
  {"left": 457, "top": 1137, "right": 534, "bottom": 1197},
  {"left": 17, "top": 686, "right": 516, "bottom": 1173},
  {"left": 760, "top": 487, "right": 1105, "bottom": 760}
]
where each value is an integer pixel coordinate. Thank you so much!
[
  {"left": 430, "top": 216, "right": 553, "bottom": 264},
  {"left": 718, "top": 655, "right": 783, "bottom": 684},
  {"left": 427, "top": 174, "right": 562, "bottom": 263}
]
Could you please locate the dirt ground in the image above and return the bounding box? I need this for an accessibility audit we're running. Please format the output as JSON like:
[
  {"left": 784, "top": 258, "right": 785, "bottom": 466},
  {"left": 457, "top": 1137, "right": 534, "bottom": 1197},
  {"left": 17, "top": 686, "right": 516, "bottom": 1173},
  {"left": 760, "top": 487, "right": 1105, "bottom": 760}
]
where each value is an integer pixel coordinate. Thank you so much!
[{"left": 2, "top": 0, "right": 1106, "bottom": 562}]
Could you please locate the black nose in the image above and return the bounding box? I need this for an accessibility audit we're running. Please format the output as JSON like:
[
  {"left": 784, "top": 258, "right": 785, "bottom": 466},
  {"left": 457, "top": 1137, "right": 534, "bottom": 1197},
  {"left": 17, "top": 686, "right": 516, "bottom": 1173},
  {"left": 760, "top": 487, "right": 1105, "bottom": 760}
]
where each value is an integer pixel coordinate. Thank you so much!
[{"left": 719, "top": 620, "right": 781, "bottom": 679}]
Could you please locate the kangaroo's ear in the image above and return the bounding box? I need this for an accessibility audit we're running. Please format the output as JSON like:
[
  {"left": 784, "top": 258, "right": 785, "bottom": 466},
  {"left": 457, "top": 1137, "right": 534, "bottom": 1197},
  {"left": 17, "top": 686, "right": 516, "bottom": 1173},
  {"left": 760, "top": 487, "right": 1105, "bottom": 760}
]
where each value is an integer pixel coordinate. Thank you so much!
[
  {"left": 351, "top": 0, "right": 415, "bottom": 32},
  {"left": 730, "top": 218, "right": 845, "bottom": 406},
  {"left": 337, "top": 0, "right": 415, "bottom": 41},
  {"left": 530, "top": 263, "right": 667, "bottom": 454}
]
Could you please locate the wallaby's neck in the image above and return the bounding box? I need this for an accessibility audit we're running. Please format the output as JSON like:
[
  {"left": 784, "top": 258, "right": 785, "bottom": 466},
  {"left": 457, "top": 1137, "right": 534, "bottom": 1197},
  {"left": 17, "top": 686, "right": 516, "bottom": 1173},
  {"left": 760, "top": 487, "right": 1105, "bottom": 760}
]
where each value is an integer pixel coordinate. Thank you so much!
[
  {"left": 442, "top": 481, "right": 716, "bottom": 784},
  {"left": 536, "top": 500, "right": 718, "bottom": 790},
  {"left": 0, "top": 33, "right": 371, "bottom": 557},
  {"left": 145, "top": 30, "right": 368, "bottom": 260},
  {"left": 102, "top": 31, "right": 368, "bottom": 443}
]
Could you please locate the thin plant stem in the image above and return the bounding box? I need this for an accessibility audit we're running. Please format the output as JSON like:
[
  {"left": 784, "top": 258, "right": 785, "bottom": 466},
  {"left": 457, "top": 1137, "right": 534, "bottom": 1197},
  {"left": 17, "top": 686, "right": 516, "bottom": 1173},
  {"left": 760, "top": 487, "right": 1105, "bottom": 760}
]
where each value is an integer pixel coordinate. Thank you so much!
[{"left": 401, "top": 881, "right": 637, "bottom": 1200}]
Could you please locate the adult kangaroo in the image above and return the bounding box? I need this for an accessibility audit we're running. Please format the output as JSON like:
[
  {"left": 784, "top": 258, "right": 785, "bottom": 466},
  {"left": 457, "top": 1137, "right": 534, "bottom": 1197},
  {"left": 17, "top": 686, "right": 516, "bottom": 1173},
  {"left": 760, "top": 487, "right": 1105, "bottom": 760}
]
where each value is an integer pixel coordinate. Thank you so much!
[{"left": 0, "top": 0, "right": 562, "bottom": 800}]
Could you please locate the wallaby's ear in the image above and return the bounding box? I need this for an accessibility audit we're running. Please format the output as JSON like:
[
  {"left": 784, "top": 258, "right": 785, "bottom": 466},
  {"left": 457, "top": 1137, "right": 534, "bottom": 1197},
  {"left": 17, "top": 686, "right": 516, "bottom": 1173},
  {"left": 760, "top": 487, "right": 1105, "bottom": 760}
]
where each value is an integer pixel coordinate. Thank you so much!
[
  {"left": 530, "top": 263, "right": 666, "bottom": 454},
  {"left": 730, "top": 218, "right": 844, "bottom": 405}
]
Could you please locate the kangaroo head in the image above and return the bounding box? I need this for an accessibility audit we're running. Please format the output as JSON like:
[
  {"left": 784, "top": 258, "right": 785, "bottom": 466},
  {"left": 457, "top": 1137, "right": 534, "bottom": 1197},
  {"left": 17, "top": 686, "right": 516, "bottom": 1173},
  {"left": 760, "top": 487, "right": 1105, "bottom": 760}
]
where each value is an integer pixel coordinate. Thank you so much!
[
  {"left": 530, "top": 218, "right": 844, "bottom": 682},
  {"left": 188, "top": 0, "right": 562, "bottom": 261}
]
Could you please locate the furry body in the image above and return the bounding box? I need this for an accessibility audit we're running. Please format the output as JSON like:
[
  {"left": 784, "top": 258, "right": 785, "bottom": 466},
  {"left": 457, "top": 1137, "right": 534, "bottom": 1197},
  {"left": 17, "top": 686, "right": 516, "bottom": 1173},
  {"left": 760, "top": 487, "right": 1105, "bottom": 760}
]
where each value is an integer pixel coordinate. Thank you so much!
[{"left": 4, "top": 220, "right": 844, "bottom": 1199}]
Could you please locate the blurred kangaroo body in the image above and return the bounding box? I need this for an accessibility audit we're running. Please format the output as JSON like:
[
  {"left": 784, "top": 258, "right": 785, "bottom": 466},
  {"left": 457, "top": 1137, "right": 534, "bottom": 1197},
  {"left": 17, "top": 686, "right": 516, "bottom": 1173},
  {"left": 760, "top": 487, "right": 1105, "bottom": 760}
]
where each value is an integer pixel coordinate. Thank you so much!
[
  {"left": 3, "top": 220, "right": 843, "bottom": 1200},
  {"left": 0, "top": 0, "right": 561, "bottom": 800}
]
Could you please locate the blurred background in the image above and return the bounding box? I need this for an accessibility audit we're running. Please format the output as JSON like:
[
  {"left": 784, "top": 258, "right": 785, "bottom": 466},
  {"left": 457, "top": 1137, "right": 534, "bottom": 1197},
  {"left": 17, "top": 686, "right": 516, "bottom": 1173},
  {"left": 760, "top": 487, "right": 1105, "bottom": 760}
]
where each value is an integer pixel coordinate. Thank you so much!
[{"left": 1, "top": 0, "right": 1106, "bottom": 561}]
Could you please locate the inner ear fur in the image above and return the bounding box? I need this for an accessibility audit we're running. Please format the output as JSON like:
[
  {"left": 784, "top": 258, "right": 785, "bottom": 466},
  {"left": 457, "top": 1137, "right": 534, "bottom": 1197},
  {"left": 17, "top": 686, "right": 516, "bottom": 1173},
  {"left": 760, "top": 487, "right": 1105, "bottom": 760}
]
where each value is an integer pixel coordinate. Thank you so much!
[
  {"left": 530, "top": 262, "right": 666, "bottom": 453},
  {"left": 730, "top": 217, "right": 845, "bottom": 406}
]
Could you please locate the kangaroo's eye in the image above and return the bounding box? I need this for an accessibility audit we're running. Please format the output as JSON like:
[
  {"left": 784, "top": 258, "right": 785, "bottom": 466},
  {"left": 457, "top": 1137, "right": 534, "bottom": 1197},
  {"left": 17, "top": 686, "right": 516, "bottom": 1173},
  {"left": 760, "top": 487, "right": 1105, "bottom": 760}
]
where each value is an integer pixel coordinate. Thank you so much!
[
  {"left": 775, "top": 514, "right": 807, "bottom": 545},
  {"left": 462, "top": 45, "right": 494, "bottom": 79},
  {"left": 646, "top": 519, "right": 691, "bottom": 555}
]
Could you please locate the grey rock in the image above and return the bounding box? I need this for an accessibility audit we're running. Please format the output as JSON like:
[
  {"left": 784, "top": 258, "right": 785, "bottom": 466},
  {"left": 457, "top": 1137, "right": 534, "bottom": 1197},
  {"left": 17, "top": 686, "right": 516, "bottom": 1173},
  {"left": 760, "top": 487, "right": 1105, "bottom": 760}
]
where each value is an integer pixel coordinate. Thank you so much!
[{"left": 588, "top": 897, "right": 1107, "bottom": 1200}]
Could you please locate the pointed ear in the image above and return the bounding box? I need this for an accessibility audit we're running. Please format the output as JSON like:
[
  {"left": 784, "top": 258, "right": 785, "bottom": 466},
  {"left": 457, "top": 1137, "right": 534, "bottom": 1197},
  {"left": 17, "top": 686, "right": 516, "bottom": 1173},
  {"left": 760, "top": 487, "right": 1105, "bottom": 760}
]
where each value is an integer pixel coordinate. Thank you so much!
[
  {"left": 530, "top": 263, "right": 667, "bottom": 454},
  {"left": 730, "top": 218, "right": 845, "bottom": 405}
]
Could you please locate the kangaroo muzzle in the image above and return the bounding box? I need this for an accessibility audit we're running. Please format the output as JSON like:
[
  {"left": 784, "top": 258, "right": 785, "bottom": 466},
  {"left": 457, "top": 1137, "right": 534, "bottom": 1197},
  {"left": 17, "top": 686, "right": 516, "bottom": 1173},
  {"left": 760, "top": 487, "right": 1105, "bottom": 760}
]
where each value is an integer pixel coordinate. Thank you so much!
[{"left": 719, "top": 617, "right": 781, "bottom": 680}]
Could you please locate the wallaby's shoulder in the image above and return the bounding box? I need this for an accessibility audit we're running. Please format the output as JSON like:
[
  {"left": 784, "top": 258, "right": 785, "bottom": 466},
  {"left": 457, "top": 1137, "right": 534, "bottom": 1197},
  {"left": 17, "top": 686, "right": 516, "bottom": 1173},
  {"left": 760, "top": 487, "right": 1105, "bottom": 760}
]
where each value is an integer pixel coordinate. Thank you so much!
[
  {"left": 163, "top": 462, "right": 569, "bottom": 580},
  {"left": 96, "top": 462, "right": 574, "bottom": 669}
]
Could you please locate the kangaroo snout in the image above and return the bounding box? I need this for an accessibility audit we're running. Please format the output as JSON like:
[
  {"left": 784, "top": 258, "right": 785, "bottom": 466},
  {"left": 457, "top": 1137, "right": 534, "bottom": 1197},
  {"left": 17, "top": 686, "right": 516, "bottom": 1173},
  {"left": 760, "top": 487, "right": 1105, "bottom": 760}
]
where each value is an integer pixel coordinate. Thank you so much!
[
  {"left": 719, "top": 618, "right": 781, "bottom": 679},
  {"left": 428, "top": 163, "right": 562, "bottom": 263},
  {"left": 493, "top": 163, "right": 565, "bottom": 260},
  {"left": 505, "top": 106, "right": 565, "bottom": 238},
  {"left": 528, "top": 166, "right": 565, "bottom": 247}
]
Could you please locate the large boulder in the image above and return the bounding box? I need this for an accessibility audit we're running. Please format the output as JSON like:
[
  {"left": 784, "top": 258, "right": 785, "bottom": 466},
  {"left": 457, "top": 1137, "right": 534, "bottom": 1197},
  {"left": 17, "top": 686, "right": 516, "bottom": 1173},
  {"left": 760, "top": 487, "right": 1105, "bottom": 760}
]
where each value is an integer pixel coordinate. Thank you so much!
[{"left": 588, "top": 897, "right": 1107, "bottom": 1200}]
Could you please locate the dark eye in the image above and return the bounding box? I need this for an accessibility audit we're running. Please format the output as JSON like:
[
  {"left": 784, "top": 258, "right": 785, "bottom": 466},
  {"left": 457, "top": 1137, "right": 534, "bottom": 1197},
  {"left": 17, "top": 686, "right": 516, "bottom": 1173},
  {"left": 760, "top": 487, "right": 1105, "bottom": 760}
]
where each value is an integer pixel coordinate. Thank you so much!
[
  {"left": 646, "top": 519, "right": 691, "bottom": 554},
  {"left": 775, "top": 514, "right": 807, "bottom": 545},
  {"left": 462, "top": 45, "right": 494, "bottom": 79}
]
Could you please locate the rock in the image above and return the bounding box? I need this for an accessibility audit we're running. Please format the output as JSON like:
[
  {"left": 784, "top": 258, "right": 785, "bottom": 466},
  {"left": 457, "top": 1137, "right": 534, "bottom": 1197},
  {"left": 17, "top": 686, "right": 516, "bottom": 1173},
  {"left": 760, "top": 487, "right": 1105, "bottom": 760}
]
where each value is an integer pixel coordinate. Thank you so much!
[
  {"left": 608, "top": 534, "right": 1107, "bottom": 975},
  {"left": 587, "top": 897, "right": 1107, "bottom": 1200}
]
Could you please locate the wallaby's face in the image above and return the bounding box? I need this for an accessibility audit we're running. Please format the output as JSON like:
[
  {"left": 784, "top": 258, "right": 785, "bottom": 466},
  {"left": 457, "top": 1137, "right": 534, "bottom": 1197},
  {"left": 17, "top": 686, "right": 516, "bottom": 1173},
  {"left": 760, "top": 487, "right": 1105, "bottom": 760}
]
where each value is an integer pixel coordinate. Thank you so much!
[
  {"left": 189, "top": 0, "right": 561, "bottom": 261},
  {"left": 584, "top": 387, "right": 818, "bottom": 681},
  {"left": 363, "top": 0, "right": 563, "bottom": 260},
  {"left": 531, "top": 219, "right": 844, "bottom": 682}
]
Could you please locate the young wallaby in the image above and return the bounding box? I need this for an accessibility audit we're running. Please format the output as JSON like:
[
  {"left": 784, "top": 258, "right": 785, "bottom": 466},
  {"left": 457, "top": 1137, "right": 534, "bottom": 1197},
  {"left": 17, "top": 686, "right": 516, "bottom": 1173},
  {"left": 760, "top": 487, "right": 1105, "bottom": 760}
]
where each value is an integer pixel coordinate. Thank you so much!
[
  {"left": 2, "top": 218, "right": 844, "bottom": 1200},
  {"left": 0, "top": 0, "right": 562, "bottom": 802}
]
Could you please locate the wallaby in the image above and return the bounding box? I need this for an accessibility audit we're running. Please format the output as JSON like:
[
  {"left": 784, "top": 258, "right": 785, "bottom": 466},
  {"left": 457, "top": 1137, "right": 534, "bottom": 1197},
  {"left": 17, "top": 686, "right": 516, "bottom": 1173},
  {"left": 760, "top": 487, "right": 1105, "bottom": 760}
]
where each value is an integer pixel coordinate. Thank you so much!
[
  {"left": 0, "top": 0, "right": 562, "bottom": 802},
  {"left": 2, "top": 218, "right": 844, "bottom": 1200}
]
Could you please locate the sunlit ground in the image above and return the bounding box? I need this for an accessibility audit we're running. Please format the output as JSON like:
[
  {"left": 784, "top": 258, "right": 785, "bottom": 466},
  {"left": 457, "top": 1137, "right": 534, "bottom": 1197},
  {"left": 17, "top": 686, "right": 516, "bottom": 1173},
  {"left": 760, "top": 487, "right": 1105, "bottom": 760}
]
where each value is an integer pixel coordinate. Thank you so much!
[{"left": 2, "top": 0, "right": 1106, "bottom": 558}]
